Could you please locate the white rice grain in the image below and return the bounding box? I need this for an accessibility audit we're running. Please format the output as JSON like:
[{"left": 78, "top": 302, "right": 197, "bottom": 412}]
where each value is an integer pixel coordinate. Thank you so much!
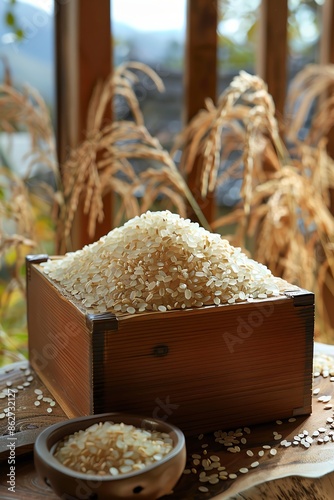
[
  {"left": 54, "top": 421, "right": 173, "bottom": 475},
  {"left": 42, "top": 211, "right": 288, "bottom": 315}
]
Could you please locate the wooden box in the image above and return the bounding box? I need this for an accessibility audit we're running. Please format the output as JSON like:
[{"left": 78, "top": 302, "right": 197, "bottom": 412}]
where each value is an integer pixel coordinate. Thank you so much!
[{"left": 26, "top": 255, "right": 314, "bottom": 436}]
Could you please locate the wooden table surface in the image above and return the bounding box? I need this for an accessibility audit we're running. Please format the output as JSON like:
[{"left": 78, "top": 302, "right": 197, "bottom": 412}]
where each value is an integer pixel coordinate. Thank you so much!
[{"left": 1, "top": 343, "right": 334, "bottom": 500}]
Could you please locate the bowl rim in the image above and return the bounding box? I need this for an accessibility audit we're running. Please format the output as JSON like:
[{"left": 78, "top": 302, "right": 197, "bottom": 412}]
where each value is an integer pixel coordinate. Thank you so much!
[{"left": 34, "top": 412, "right": 186, "bottom": 481}]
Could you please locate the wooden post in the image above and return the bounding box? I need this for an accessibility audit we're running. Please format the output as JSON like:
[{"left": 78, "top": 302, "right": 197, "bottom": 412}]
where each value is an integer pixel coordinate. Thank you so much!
[
  {"left": 320, "top": 0, "right": 334, "bottom": 174},
  {"left": 55, "top": 0, "right": 112, "bottom": 251},
  {"left": 184, "top": 0, "right": 218, "bottom": 224},
  {"left": 319, "top": 0, "right": 334, "bottom": 334},
  {"left": 257, "top": 0, "right": 288, "bottom": 120}
]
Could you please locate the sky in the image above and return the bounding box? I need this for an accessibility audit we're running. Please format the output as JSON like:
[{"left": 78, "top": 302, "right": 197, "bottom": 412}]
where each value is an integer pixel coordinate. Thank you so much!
[
  {"left": 112, "top": 0, "right": 186, "bottom": 31},
  {"left": 18, "top": 0, "right": 187, "bottom": 32},
  {"left": 17, "top": 0, "right": 52, "bottom": 13}
]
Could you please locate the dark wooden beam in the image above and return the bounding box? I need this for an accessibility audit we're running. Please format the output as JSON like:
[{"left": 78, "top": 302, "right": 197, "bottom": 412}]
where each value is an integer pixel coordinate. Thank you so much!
[
  {"left": 184, "top": 0, "right": 218, "bottom": 121},
  {"left": 184, "top": 0, "right": 218, "bottom": 224},
  {"left": 320, "top": 0, "right": 334, "bottom": 165},
  {"left": 257, "top": 0, "right": 288, "bottom": 119},
  {"left": 320, "top": 0, "right": 334, "bottom": 65},
  {"left": 55, "top": 0, "right": 112, "bottom": 251}
]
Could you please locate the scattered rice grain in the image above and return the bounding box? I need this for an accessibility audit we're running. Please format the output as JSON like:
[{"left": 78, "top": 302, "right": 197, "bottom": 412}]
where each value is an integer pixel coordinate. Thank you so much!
[{"left": 198, "top": 486, "right": 209, "bottom": 493}]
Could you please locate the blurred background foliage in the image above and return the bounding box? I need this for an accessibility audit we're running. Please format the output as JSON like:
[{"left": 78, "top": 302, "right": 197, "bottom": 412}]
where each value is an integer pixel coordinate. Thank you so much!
[{"left": 3, "top": 0, "right": 24, "bottom": 41}]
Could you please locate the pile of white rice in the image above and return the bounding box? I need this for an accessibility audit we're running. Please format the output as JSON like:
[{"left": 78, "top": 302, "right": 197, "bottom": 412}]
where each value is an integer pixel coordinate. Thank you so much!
[
  {"left": 41, "top": 210, "right": 284, "bottom": 314},
  {"left": 54, "top": 421, "right": 173, "bottom": 476}
]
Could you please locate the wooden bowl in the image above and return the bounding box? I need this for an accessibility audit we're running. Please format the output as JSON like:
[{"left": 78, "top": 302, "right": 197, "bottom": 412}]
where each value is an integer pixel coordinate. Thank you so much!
[{"left": 34, "top": 412, "right": 186, "bottom": 500}]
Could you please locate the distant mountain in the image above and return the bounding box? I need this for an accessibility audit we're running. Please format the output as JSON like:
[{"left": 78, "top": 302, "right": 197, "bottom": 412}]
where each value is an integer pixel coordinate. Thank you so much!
[
  {"left": 113, "top": 21, "right": 183, "bottom": 66},
  {"left": 0, "top": 2, "right": 184, "bottom": 109},
  {"left": 0, "top": 2, "right": 54, "bottom": 103}
]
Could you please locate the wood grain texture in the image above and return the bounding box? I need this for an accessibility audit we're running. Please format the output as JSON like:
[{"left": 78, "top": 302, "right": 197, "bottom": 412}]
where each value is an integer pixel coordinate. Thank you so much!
[
  {"left": 0, "top": 344, "right": 334, "bottom": 499},
  {"left": 320, "top": 0, "right": 334, "bottom": 65},
  {"left": 257, "top": 0, "right": 288, "bottom": 119},
  {"left": 0, "top": 361, "right": 67, "bottom": 460},
  {"left": 228, "top": 473, "right": 334, "bottom": 500},
  {"left": 27, "top": 262, "right": 92, "bottom": 418},
  {"left": 184, "top": 0, "right": 218, "bottom": 223},
  {"left": 27, "top": 261, "right": 314, "bottom": 435},
  {"left": 319, "top": 0, "right": 334, "bottom": 333}
]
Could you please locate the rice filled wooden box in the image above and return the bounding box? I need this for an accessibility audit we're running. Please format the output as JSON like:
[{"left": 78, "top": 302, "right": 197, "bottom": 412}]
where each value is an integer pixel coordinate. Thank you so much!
[{"left": 26, "top": 254, "right": 314, "bottom": 436}]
